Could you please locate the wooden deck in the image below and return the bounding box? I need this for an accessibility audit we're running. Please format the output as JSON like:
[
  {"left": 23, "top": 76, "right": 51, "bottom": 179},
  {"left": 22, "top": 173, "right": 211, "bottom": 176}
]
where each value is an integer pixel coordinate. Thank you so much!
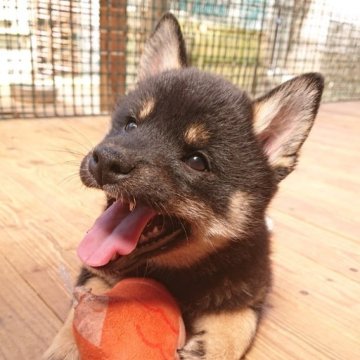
[{"left": 0, "top": 102, "right": 359, "bottom": 359}]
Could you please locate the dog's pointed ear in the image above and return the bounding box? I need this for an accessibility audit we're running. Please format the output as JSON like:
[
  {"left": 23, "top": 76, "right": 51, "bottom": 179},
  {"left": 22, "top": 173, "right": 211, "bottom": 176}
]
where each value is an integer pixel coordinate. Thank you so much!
[
  {"left": 138, "top": 13, "right": 187, "bottom": 82},
  {"left": 253, "top": 73, "right": 324, "bottom": 182}
]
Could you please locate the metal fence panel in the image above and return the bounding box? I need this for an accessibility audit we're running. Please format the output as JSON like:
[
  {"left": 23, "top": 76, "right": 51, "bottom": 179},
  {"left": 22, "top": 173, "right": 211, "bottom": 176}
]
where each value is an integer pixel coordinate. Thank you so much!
[{"left": 0, "top": 0, "right": 359, "bottom": 119}]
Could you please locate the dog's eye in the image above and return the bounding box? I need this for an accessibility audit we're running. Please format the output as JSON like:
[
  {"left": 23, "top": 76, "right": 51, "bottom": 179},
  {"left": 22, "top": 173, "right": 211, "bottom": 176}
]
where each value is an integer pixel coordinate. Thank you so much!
[
  {"left": 125, "top": 117, "right": 138, "bottom": 132},
  {"left": 185, "top": 154, "right": 209, "bottom": 172}
]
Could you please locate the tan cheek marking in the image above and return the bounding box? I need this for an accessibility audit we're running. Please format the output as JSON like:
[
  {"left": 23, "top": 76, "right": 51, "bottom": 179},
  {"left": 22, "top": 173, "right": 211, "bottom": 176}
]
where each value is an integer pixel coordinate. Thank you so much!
[
  {"left": 151, "top": 193, "right": 251, "bottom": 269},
  {"left": 150, "top": 199, "right": 224, "bottom": 268},
  {"left": 228, "top": 191, "right": 252, "bottom": 228},
  {"left": 207, "top": 190, "right": 251, "bottom": 239},
  {"left": 152, "top": 233, "right": 220, "bottom": 269},
  {"left": 138, "top": 98, "right": 155, "bottom": 120},
  {"left": 184, "top": 123, "right": 210, "bottom": 144}
]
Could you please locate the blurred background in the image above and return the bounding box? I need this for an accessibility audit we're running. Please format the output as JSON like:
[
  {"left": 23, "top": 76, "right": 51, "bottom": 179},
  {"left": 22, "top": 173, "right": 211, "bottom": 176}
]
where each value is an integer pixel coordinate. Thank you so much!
[
  {"left": 1, "top": 2, "right": 359, "bottom": 359},
  {"left": 1, "top": 0, "right": 359, "bottom": 119}
]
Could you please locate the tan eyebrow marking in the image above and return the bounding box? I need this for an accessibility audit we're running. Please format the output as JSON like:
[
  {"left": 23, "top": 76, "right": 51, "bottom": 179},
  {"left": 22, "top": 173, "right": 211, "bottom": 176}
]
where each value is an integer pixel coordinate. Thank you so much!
[
  {"left": 138, "top": 98, "right": 155, "bottom": 120},
  {"left": 184, "top": 123, "right": 210, "bottom": 144}
]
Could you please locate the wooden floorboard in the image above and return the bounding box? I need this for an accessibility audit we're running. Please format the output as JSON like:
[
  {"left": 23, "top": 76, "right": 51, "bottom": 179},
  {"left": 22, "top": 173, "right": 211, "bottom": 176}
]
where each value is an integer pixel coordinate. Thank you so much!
[{"left": 0, "top": 102, "right": 359, "bottom": 359}]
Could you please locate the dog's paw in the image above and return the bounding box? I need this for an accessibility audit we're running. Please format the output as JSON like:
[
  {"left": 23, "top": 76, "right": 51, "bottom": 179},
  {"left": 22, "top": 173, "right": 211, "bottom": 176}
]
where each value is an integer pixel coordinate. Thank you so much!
[
  {"left": 178, "top": 331, "right": 207, "bottom": 360},
  {"left": 42, "top": 340, "right": 79, "bottom": 360},
  {"left": 43, "top": 309, "right": 79, "bottom": 360},
  {"left": 178, "top": 308, "right": 258, "bottom": 360}
]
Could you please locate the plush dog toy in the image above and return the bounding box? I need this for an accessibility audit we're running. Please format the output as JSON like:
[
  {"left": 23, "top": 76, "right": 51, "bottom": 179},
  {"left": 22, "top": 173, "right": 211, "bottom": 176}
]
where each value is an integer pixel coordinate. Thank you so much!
[{"left": 72, "top": 278, "right": 185, "bottom": 360}]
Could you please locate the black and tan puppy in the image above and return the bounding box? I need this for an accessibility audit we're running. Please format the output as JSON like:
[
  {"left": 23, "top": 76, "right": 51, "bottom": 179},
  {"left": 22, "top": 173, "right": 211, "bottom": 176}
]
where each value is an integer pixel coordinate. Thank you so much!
[{"left": 44, "top": 13, "right": 323, "bottom": 360}]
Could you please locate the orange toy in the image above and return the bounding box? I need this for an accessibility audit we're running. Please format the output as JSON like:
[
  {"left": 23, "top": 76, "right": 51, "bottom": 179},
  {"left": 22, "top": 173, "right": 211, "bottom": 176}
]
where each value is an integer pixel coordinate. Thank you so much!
[{"left": 72, "top": 278, "right": 185, "bottom": 360}]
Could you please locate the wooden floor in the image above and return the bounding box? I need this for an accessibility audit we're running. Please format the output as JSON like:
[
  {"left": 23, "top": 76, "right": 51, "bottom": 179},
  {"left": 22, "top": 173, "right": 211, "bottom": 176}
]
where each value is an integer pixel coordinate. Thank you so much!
[{"left": 0, "top": 102, "right": 359, "bottom": 360}]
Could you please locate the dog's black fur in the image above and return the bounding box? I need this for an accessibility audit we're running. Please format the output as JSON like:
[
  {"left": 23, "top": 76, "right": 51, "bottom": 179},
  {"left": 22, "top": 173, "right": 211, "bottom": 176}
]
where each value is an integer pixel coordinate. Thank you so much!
[{"left": 45, "top": 13, "right": 324, "bottom": 360}]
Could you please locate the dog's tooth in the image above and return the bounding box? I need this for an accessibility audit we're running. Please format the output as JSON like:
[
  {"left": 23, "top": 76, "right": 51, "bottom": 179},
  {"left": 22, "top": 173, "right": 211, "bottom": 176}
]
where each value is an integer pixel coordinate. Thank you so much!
[
  {"left": 152, "top": 226, "right": 160, "bottom": 235},
  {"left": 139, "top": 233, "right": 148, "bottom": 243},
  {"left": 129, "top": 201, "right": 136, "bottom": 212}
]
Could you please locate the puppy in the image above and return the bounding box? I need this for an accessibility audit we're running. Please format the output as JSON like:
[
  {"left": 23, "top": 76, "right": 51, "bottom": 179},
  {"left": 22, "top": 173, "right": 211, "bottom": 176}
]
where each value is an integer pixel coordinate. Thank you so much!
[{"left": 44, "top": 13, "right": 323, "bottom": 360}]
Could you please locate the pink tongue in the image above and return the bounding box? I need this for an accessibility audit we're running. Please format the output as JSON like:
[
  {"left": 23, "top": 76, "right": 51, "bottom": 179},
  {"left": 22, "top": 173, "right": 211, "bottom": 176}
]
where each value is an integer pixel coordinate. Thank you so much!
[{"left": 77, "top": 200, "right": 156, "bottom": 267}]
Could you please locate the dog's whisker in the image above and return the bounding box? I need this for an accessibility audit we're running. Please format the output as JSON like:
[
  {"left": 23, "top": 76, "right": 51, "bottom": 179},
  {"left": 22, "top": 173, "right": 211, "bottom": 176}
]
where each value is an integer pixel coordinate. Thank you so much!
[{"left": 65, "top": 123, "right": 95, "bottom": 150}]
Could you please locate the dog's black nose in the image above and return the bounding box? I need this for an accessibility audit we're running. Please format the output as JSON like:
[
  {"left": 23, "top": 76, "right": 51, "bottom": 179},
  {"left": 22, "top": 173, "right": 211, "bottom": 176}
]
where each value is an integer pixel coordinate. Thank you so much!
[{"left": 89, "top": 146, "right": 134, "bottom": 186}]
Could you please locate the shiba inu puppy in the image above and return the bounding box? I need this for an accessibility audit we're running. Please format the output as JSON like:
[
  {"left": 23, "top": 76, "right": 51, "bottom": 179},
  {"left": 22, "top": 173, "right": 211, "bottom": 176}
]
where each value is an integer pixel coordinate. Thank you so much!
[{"left": 44, "top": 13, "right": 323, "bottom": 360}]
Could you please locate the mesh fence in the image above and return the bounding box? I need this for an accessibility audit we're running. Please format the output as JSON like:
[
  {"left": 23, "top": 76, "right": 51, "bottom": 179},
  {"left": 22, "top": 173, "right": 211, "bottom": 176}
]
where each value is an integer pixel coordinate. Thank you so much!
[{"left": 1, "top": 0, "right": 359, "bottom": 119}]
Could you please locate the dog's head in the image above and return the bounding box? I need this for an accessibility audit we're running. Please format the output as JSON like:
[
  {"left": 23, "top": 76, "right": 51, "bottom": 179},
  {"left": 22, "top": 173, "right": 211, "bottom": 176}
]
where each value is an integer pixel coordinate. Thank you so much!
[{"left": 79, "top": 14, "right": 323, "bottom": 273}]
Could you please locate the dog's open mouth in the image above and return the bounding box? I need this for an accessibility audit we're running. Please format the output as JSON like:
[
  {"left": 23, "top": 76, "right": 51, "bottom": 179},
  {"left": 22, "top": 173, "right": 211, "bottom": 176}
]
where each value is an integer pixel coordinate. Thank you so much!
[{"left": 77, "top": 199, "right": 186, "bottom": 267}]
